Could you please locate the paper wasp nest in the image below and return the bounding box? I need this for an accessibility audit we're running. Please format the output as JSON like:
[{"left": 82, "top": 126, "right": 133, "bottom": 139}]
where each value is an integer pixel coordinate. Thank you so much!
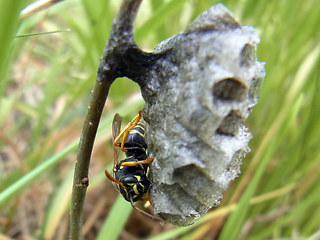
[{"left": 140, "top": 4, "right": 265, "bottom": 226}]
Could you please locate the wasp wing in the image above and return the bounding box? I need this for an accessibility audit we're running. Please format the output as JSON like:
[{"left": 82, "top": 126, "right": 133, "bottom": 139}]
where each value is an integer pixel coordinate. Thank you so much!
[{"left": 112, "top": 113, "right": 122, "bottom": 165}]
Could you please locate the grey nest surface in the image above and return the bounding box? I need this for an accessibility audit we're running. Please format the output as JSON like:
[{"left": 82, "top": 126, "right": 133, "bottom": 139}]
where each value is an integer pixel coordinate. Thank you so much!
[{"left": 140, "top": 4, "right": 265, "bottom": 226}]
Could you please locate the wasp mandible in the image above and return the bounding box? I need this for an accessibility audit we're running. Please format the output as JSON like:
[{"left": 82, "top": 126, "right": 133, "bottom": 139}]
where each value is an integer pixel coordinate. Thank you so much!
[{"left": 105, "top": 111, "right": 162, "bottom": 221}]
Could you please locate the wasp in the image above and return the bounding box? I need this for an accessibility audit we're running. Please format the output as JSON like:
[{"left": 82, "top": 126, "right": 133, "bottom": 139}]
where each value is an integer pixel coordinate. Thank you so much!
[{"left": 105, "top": 111, "right": 162, "bottom": 221}]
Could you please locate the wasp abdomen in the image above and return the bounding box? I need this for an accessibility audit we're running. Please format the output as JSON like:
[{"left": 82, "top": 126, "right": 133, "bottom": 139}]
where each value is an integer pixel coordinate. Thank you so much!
[{"left": 124, "top": 121, "right": 147, "bottom": 155}]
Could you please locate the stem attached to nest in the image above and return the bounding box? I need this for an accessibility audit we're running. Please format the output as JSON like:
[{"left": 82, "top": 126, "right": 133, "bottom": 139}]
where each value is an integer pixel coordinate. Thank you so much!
[{"left": 70, "top": 0, "right": 143, "bottom": 239}]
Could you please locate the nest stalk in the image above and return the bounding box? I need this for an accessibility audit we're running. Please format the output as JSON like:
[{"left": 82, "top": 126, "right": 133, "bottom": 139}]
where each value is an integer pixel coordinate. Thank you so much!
[{"left": 70, "top": 1, "right": 146, "bottom": 239}]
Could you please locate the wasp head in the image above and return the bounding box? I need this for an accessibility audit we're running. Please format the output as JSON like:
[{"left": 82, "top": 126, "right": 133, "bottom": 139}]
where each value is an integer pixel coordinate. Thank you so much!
[{"left": 118, "top": 174, "right": 150, "bottom": 202}]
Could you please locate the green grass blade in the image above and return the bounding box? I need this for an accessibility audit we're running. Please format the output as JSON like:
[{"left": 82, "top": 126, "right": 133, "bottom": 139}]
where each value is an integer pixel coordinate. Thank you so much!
[
  {"left": 0, "top": 0, "right": 26, "bottom": 95},
  {"left": 0, "top": 95, "right": 143, "bottom": 208},
  {"left": 0, "top": 140, "right": 76, "bottom": 207},
  {"left": 96, "top": 195, "right": 132, "bottom": 240},
  {"left": 42, "top": 168, "right": 74, "bottom": 239},
  {"left": 135, "top": 0, "right": 189, "bottom": 42}
]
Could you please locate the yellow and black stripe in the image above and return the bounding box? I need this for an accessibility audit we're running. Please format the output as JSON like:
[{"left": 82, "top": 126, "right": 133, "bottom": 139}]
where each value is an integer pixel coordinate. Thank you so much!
[{"left": 124, "top": 120, "right": 147, "bottom": 153}]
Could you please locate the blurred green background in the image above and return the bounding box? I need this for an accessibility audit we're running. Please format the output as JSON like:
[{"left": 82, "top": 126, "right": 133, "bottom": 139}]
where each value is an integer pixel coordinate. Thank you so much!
[{"left": 0, "top": 0, "right": 319, "bottom": 239}]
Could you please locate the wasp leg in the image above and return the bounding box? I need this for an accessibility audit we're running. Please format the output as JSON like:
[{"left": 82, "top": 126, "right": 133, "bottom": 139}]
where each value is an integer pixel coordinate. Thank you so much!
[
  {"left": 114, "top": 111, "right": 142, "bottom": 152},
  {"left": 139, "top": 195, "right": 153, "bottom": 207},
  {"left": 121, "top": 157, "right": 154, "bottom": 167},
  {"left": 129, "top": 197, "right": 163, "bottom": 222},
  {"left": 105, "top": 169, "right": 126, "bottom": 190},
  {"left": 146, "top": 197, "right": 153, "bottom": 205}
]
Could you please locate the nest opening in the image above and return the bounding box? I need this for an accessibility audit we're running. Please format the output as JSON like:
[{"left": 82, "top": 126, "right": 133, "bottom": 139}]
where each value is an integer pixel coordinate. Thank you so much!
[
  {"left": 213, "top": 78, "right": 248, "bottom": 101},
  {"left": 215, "top": 110, "right": 244, "bottom": 136}
]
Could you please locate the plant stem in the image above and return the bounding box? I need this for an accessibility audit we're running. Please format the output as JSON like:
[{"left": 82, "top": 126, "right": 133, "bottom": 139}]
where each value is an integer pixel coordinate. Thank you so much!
[
  {"left": 70, "top": 79, "right": 112, "bottom": 240},
  {"left": 70, "top": 0, "right": 143, "bottom": 239}
]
